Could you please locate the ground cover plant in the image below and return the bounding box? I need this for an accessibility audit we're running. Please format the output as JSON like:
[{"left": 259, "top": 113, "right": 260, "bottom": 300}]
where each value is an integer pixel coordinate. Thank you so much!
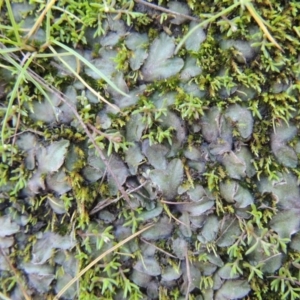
[{"left": 0, "top": 0, "right": 300, "bottom": 299}]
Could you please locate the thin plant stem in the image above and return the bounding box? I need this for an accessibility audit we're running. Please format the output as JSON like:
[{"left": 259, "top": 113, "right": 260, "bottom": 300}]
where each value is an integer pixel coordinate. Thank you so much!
[
  {"left": 89, "top": 180, "right": 148, "bottom": 215},
  {"left": 4, "top": 0, "right": 21, "bottom": 45},
  {"left": 49, "top": 46, "right": 121, "bottom": 112},
  {"left": 23, "top": 67, "right": 133, "bottom": 208},
  {"left": 141, "top": 238, "right": 178, "bottom": 258},
  {"left": 52, "top": 6, "right": 83, "bottom": 23},
  {"left": 134, "top": 0, "right": 200, "bottom": 23},
  {"left": 185, "top": 247, "right": 191, "bottom": 300},
  {"left": 175, "top": 0, "right": 282, "bottom": 54},
  {"left": 54, "top": 224, "right": 154, "bottom": 299},
  {"left": 25, "top": 0, "right": 57, "bottom": 41},
  {"left": 52, "top": 40, "right": 129, "bottom": 98},
  {"left": 0, "top": 249, "right": 31, "bottom": 300},
  {"left": 1, "top": 52, "right": 35, "bottom": 144},
  {"left": 244, "top": 2, "right": 283, "bottom": 51},
  {"left": 175, "top": 1, "right": 241, "bottom": 54}
]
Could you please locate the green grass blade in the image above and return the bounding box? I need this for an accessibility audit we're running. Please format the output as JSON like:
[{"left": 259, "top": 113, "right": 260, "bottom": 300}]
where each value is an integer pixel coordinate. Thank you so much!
[
  {"left": 1, "top": 53, "right": 35, "bottom": 143},
  {"left": 26, "top": 73, "right": 59, "bottom": 121},
  {"left": 49, "top": 46, "right": 121, "bottom": 112},
  {"left": 0, "top": 47, "right": 20, "bottom": 54},
  {"left": 0, "top": 292, "right": 12, "bottom": 300},
  {"left": 45, "top": 4, "right": 51, "bottom": 43},
  {"left": 1, "top": 52, "right": 26, "bottom": 73},
  {"left": 52, "top": 39, "right": 129, "bottom": 97},
  {"left": 175, "top": 1, "right": 241, "bottom": 54},
  {"left": 4, "top": 0, "right": 21, "bottom": 45}
]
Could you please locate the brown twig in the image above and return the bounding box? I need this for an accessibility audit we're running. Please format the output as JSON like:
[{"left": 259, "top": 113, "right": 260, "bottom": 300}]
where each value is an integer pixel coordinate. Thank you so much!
[
  {"left": 134, "top": 0, "right": 200, "bottom": 23},
  {"left": 266, "top": 275, "right": 300, "bottom": 286},
  {"left": 9, "top": 128, "right": 45, "bottom": 138},
  {"left": 141, "top": 238, "right": 178, "bottom": 258},
  {"left": 90, "top": 180, "right": 148, "bottom": 214},
  {"left": 86, "top": 123, "right": 123, "bottom": 143},
  {"left": 0, "top": 249, "right": 31, "bottom": 300}
]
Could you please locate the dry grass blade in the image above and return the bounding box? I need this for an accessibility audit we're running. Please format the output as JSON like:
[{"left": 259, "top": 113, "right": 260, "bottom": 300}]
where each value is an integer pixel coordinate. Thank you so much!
[
  {"left": 25, "top": 0, "right": 57, "bottom": 41},
  {"left": 52, "top": 40, "right": 129, "bottom": 98},
  {"left": 54, "top": 224, "right": 154, "bottom": 299},
  {"left": 176, "top": 0, "right": 283, "bottom": 54},
  {"left": 48, "top": 46, "right": 121, "bottom": 112},
  {"left": 245, "top": 2, "right": 283, "bottom": 52},
  {"left": 161, "top": 202, "right": 189, "bottom": 227}
]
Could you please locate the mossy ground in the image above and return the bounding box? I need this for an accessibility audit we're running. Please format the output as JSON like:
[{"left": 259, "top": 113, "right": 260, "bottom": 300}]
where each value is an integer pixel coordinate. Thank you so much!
[{"left": 0, "top": 0, "right": 300, "bottom": 299}]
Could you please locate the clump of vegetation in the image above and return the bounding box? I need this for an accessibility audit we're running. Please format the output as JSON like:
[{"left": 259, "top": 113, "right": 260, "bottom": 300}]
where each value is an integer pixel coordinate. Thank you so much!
[{"left": 1, "top": 0, "right": 300, "bottom": 299}]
